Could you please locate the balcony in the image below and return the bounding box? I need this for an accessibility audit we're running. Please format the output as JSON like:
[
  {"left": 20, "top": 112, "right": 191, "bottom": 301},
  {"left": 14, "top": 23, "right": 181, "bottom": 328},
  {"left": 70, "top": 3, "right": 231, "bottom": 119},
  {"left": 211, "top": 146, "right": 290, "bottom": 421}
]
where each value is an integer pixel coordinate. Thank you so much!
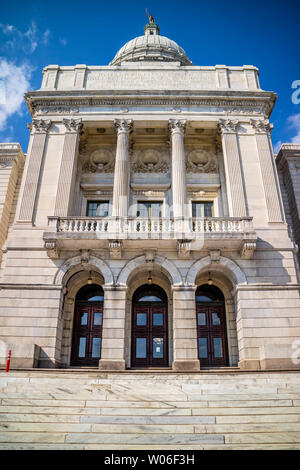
[{"left": 43, "top": 216, "right": 256, "bottom": 259}]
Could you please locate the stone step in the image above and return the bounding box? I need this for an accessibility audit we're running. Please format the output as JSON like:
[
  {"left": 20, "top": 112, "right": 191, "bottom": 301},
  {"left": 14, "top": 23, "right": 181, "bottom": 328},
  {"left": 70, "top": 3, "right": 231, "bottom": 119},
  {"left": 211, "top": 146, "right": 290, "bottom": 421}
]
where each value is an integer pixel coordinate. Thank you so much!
[{"left": 1, "top": 370, "right": 300, "bottom": 449}]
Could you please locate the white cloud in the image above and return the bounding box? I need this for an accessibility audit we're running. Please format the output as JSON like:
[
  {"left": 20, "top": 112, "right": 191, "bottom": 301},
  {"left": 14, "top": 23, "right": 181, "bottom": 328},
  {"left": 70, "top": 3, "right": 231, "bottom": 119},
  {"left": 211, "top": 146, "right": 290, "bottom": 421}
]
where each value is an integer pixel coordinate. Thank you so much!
[
  {"left": 0, "top": 58, "right": 34, "bottom": 132},
  {"left": 59, "top": 38, "right": 67, "bottom": 46},
  {"left": 274, "top": 140, "right": 282, "bottom": 154},
  {"left": 287, "top": 113, "right": 300, "bottom": 144},
  {"left": 274, "top": 112, "right": 300, "bottom": 153},
  {"left": 0, "top": 21, "right": 51, "bottom": 54}
]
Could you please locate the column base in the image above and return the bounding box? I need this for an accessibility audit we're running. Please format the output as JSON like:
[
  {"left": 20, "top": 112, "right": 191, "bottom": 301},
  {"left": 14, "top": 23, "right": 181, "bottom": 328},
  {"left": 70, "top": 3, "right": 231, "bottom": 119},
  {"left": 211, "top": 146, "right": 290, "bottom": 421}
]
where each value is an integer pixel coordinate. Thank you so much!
[
  {"left": 98, "top": 359, "right": 126, "bottom": 371},
  {"left": 172, "top": 359, "right": 200, "bottom": 372}
]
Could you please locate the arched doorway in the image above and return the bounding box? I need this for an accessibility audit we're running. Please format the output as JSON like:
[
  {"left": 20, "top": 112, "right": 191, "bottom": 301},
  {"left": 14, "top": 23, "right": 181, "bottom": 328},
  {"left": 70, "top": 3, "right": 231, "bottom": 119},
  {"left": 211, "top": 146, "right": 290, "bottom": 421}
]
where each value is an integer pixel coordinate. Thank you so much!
[
  {"left": 71, "top": 284, "right": 104, "bottom": 366},
  {"left": 196, "top": 284, "right": 229, "bottom": 367},
  {"left": 131, "top": 284, "right": 168, "bottom": 368}
]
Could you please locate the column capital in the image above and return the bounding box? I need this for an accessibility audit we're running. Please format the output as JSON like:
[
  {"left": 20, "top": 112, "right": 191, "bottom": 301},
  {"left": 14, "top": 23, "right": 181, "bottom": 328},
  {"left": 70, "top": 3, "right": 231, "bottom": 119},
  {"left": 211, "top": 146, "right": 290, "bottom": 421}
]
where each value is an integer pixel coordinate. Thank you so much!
[
  {"left": 169, "top": 119, "right": 186, "bottom": 136},
  {"left": 218, "top": 119, "right": 239, "bottom": 135},
  {"left": 250, "top": 118, "right": 273, "bottom": 134},
  {"left": 114, "top": 119, "right": 133, "bottom": 135},
  {"left": 28, "top": 119, "right": 52, "bottom": 134},
  {"left": 63, "top": 118, "right": 83, "bottom": 134}
]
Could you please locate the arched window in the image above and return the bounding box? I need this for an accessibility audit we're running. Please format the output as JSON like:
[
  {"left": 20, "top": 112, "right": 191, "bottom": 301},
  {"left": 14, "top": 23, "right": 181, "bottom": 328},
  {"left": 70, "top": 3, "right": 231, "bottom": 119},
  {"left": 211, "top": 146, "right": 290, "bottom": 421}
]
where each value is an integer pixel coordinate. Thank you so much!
[
  {"left": 76, "top": 284, "right": 104, "bottom": 303},
  {"left": 195, "top": 284, "right": 224, "bottom": 304},
  {"left": 133, "top": 284, "right": 167, "bottom": 304}
]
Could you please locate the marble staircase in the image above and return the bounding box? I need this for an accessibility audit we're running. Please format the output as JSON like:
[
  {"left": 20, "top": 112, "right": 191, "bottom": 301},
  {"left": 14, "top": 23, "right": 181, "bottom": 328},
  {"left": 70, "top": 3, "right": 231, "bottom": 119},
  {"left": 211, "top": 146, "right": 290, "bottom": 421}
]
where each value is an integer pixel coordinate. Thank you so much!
[{"left": 1, "top": 369, "right": 300, "bottom": 450}]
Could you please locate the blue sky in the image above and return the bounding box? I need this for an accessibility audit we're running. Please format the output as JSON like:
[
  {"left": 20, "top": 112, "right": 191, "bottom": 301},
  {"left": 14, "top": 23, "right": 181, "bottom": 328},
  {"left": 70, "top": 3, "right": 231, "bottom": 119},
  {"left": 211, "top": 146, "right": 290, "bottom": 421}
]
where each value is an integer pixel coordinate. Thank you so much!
[{"left": 0, "top": 0, "right": 299, "bottom": 153}]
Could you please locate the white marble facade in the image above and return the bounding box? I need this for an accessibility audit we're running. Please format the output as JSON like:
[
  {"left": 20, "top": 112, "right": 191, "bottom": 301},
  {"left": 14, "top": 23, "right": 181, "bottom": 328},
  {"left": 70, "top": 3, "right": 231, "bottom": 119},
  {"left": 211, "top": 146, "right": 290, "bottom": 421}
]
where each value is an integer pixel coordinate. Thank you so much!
[{"left": 0, "top": 21, "right": 300, "bottom": 371}]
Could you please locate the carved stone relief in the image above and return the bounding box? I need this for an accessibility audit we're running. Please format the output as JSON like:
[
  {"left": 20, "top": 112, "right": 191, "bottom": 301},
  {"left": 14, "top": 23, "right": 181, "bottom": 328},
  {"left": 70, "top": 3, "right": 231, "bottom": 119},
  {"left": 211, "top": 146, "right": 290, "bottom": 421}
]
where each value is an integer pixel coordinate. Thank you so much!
[
  {"left": 131, "top": 148, "right": 170, "bottom": 173},
  {"left": 83, "top": 148, "right": 115, "bottom": 173},
  {"left": 185, "top": 148, "right": 218, "bottom": 173}
]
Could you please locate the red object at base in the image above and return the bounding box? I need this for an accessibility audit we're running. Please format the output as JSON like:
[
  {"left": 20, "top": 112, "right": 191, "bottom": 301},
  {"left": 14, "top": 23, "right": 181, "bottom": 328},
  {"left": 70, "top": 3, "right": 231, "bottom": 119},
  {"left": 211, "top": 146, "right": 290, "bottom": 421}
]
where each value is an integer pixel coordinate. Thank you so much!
[{"left": 5, "top": 349, "right": 11, "bottom": 373}]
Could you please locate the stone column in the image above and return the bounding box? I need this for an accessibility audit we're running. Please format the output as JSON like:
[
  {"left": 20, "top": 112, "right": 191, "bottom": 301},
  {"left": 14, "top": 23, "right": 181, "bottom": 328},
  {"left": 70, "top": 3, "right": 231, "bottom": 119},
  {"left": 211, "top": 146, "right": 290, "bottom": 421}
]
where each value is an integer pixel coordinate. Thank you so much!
[
  {"left": 172, "top": 285, "right": 200, "bottom": 371},
  {"left": 218, "top": 119, "right": 247, "bottom": 217},
  {"left": 250, "top": 119, "right": 284, "bottom": 222},
  {"left": 98, "top": 285, "right": 127, "bottom": 370},
  {"left": 112, "top": 119, "right": 132, "bottom": 218},
  {"left": 18, "top": 119, "right": 51, "bottom": 223},
  {"left": 169, "top": 119, "right": 187, "bottom": 218},
  {"left": 54, "top": 118, "right": 83, "bottom": 217}
]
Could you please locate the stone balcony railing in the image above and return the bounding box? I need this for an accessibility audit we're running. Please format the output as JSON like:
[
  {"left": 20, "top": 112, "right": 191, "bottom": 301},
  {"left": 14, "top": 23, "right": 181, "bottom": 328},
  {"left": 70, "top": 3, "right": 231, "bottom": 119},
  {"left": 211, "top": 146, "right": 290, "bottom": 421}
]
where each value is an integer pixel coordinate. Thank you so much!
[
  {"left": 52, "top": 216, "right": 253, "bottom": 236},
  {"left": 44, "top": 216, "right": 256, "bottom": 259}
]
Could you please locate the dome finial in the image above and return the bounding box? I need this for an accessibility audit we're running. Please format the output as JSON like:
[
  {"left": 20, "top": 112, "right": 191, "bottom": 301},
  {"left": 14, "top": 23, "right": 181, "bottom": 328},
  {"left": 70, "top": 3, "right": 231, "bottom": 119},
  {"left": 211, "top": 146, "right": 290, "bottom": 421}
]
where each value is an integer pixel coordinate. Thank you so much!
[
  {"left": 144, "top": 8, "right": 160, "bottom": 35},
  {"left": 145, "top": 8, "right": 155, "bottom": 24}
]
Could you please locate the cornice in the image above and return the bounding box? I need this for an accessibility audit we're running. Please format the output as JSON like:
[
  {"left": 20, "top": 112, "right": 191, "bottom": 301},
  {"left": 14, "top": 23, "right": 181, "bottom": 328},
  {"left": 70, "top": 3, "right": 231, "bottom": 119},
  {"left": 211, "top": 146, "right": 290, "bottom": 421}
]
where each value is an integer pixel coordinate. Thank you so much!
[{"left": 25, "top": 90, "right": 277, "bottom": 118}]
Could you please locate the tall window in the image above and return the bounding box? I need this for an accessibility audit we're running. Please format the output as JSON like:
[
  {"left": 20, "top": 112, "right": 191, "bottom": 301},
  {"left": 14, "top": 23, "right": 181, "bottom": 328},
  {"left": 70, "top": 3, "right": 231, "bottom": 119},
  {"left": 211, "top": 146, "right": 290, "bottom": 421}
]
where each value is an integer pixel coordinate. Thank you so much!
[
  {"left": 87, "top": 201, "right": 109, "bottom": 217},
  {"left": 137, "top": 201, "right": 162, "bottom": 218},
  {"left": 192, "top": 201, "right": 213, "bottom": 217}
]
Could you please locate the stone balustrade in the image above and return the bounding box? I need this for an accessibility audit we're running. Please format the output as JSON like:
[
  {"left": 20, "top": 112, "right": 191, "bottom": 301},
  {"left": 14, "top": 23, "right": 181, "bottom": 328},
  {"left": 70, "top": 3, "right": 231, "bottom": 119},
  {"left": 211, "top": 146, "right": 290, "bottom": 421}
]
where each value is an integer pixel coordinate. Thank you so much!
[{"left": 47, "top": 215, "right": 254, "bottom": 236}]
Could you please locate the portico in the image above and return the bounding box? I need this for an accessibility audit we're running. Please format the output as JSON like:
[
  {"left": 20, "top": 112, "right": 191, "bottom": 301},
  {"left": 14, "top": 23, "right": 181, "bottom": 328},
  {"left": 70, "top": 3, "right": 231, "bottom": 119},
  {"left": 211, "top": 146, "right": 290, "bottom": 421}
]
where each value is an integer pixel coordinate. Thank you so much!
[{"left": 0, "top": 19, "right": 300, "bottom": 372}]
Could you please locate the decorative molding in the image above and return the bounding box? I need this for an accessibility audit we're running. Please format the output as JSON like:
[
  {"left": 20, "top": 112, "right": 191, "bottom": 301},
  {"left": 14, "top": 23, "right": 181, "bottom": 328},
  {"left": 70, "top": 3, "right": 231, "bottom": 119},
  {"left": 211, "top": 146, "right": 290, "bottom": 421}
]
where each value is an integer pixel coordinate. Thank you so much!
[
  {"left": 28, "top": 119, "right": 52, "bottom": 133},
  {"left": 186, "top": 255, "right": 247, "bottom": 286},
  {"left": 250, "top": 118, "right": 273, "bottom": 134},
  {"left": 114, "top": 118, "right": 133, "bottom": 134},
  {"left": 80, "top": 249, "right": 90, "bottom": 264},
  {"left": 209, "top": 249, "right": 221, "bottom": 264},
  {"left": 131, "top": 148, "right": 169, "bottom": 173},
  {"left": 185, "top": 148, "right": 218, "bottom": 173},
  {"left": 109, "top": 240, "right": 122, "bottom": 259},
  {"left": 44, "top": 240, "right": 59, "bottom": 259},
  {"left": 177, "top": 239, "right": 191, "bottom": 259},
  {"left": 83, "top": 148, "right": 115, "bottom": 173},
  {"left": 27, "top": 94, "right": 276, "bottom": 118},
  {"left": 54, "top": 255, "right": 114, "bottom": 286},
  {"left": 168, "top": 119, "right": 186, "bottom": 136},
  {"left": 117, "top": 254, "right": 183, "bottom": 286},
  {"left": 240, "top": 241, "right": 256, "bottom": 260},
  {"left": 63, "top": 118, "right": 83, "bottom": 134},
  {"left": 218, "top": 119, "right": 239, "bottom": 134}
]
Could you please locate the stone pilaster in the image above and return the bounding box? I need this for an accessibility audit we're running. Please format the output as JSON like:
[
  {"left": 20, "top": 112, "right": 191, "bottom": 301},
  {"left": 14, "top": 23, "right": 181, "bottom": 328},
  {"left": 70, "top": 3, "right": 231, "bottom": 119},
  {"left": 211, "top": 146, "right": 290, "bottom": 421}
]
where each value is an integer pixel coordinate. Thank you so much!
[
  {"left": 98, "top": 285, "right": 127, "bottom": 370},
  {"left": 218, "top": 119, "right": 247, "bottom": 217},
  {"left": 54, "top": 118, "right": 83, "bottom": 217},
  {"left": 169, "top": 119, "right": 187, "bottom": 218},
  {"left": 112, "top": 119, "right": 132, "bottom": 218},
  {"left": 250, "top": 119, "right": 284, "bottom": 222},
  {"left": 172, "top": 285, "right": 200, "bottom": 371},
  {"left": 18, "top": 119, "right": 51, "bottom": 223}
]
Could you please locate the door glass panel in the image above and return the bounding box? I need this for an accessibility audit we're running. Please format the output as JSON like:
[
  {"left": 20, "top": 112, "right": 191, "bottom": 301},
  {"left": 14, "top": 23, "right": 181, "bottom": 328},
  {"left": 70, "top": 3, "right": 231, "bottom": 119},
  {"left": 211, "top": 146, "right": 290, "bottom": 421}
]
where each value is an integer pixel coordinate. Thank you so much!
[
  {"left": 78, "top": 337, "right": 86, "bottom": 358},
  {"left": 153, "top": 313, "right": 163, "bottom": 326},
  {"left": 92, "top": 338, "right": 101, "bottom": 358},
  {"left": 197, "top": 313, "right": 206, "bottom": 326},
  {"left": 137, "top": 201, "right": 162, "bottom": 217},
  {"left": 136, "top": 338, "right": 147, "bottom": 358},
  {"left": 87, "top": 201, "right": 109, "bottom": 217},
  {"left": 198, "top": 337, "right": 208, "bottom": 358},
  {"left": 136, "top": 313, "right": 147, "bottom": 326},
  {"left": 213, "top": 338, "right": 223, "bottom": 358},
  {"left": 93, "top": 312, "right": 103, "bottom": 326},
  {"left": 212, "top": 312, "right": 221, "bottom": 326},
  {"left": 153, "top": 338, "right": 164, "bottom": 358},
  {"left": 80, "top": 312, "right": 88, "bottom": 325},
  {"left": 192, "top": 202, "right": 213, "bottom": 218}
]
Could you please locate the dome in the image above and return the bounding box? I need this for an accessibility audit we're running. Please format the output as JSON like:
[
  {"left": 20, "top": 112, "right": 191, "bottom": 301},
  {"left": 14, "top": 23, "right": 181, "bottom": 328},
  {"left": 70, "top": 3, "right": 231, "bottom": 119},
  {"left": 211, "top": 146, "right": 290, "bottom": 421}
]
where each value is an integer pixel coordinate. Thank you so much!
[{"left": 110, "top": 22, "right": 193, "bottom": 66}]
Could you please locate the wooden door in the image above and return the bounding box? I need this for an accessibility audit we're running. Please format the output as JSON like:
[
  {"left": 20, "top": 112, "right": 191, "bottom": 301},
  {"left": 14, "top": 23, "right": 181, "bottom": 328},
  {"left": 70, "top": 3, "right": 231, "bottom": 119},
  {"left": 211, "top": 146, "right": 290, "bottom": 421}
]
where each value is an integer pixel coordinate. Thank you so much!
[
  {"left": 196, "top": 305, "right": 228, "bottom": 367},
  {"left": 71, "top": 304, "right": 103, "bottom": 366},
  {"left": 132, "top": 305, "right": 168, "bottom": 367}
]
